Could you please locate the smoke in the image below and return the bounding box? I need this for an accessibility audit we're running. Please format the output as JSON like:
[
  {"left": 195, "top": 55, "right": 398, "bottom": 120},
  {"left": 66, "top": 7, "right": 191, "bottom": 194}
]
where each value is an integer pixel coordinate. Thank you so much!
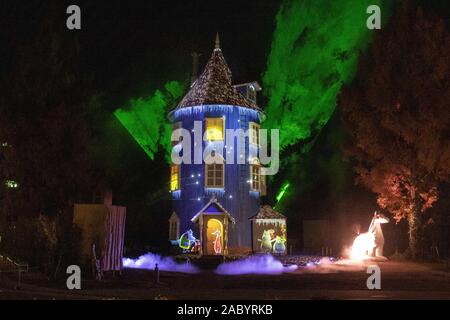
[
  {"left": 263, "top": 0, "right": 392, "bottom": 150},
  {"left": 215, "top": 254, "right": 297, "bottom": 275},
  {"left": 123, "top": 252, "right": 199, "bottom": 274},
  {"left": 304, "top": 257, "right": 368, "bottom": 273},
  {"left": 114, "top": 81, "right": 185, "bottom": 161}
]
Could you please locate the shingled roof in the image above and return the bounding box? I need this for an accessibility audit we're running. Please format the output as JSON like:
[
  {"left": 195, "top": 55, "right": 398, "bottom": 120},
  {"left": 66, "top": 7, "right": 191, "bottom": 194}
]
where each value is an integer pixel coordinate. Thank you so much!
[
  {"left": 249, "top": 205, "right": 286, "bottom": 220},
  {"left": 174, "top": 35, "right": 261, "bottom": 111}
]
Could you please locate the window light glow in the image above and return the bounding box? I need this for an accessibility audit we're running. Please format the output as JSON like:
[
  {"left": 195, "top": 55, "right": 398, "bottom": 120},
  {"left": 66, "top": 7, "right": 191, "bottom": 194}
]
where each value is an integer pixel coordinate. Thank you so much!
[
  {"left": 5, "top": 180, "right": 18, "bottom": 189},
  {"left": 170, "top": 165, "right": 180, "bottom": 191},
  {"left": 205, "top": 118, "right": 224, "bottom": 141}
]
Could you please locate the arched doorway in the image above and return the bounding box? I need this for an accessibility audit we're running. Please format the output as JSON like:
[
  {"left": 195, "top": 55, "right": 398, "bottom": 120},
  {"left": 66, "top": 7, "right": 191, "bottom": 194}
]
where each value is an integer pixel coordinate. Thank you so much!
[
  {"left": 191, "top": 196, "right": 235, "bottom": 256},
  {"left": 206, "top": 218, "right": 223, "bottom": 255}
]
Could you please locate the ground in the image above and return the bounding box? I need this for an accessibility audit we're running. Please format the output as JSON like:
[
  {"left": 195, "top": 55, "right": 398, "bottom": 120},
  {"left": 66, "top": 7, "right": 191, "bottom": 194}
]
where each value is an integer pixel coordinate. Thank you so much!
[{"left": 1, "top": 259, "right": 450, "bottom": 299}]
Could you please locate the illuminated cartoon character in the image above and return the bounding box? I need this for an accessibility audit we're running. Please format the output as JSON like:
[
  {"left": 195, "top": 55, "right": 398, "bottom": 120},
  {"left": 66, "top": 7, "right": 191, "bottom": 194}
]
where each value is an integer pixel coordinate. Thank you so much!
[
  {"left": 258, "top": 229, "right": 275, "bottom": 253},
  {"left": 351, "top": 232, "right": 375, "bottom": 260},
  {"left": 368, "top": 211, "right": 389, "bottom": 257},
  {"left": 351, "top": 211, "right": 389, "bottom": 260},
  {"left": 191, "top": 239, "right": 201, "bottom": 254},
  {"left": 179, "top": 229, "right": 196, "bottom": 252},
  {"left": 273, "top": 236, "right": 286, "bottom": 254},
  {"left": 212, "top": 229, "right": 222, "bottom": 254}
]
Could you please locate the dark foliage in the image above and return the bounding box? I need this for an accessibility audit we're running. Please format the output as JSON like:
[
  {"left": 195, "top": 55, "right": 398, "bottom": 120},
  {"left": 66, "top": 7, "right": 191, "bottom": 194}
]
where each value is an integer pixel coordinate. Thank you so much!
[{"left": 339, "top": 2, "right": 450, "bottom": 259}]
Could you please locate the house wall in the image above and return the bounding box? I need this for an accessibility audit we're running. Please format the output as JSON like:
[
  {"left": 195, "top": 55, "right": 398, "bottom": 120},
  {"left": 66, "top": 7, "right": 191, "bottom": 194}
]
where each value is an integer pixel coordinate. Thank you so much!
[{"left": 171, "top": 104, "right": 262, "bottom": 248}]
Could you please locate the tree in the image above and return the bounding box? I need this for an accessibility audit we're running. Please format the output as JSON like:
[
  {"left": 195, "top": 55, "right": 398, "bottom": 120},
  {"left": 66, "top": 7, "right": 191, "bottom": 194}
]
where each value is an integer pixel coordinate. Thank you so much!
[
  {"left": 0, "top": 2, "right": 96, "bottom": 269},
  {"left": 338, "top": 2, "right": 450, "bottom": 259}
]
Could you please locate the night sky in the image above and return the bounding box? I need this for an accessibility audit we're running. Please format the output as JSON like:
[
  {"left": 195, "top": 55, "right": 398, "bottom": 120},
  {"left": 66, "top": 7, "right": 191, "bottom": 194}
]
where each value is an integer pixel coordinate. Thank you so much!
[
  {"left": 1, "top": 0, "right": 449, "bottom": 104},
  {"left": 1, "top": 0, "right": 281, "bottom": 104}
]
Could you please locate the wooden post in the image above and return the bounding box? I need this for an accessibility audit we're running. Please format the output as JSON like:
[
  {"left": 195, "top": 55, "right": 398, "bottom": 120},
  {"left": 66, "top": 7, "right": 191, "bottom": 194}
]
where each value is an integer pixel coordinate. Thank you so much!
[
  {"left": 199, "top": 214, "right": 204, "bottom": 256},
  {"left": 16, "top": 268, "right": 21, "bottom": 290},
  {"left": 225, "top": 217, "right": 229, "bottom": 256},
  {"left": 155, "top": 263, "right": 160, "bottom": 283}
]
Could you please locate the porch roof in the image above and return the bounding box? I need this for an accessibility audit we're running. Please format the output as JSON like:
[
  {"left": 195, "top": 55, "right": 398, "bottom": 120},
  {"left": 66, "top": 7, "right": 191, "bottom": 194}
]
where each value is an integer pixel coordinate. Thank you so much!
[
  {"left": 191, "top": 196, "right": 235, "bottom": 224},
  {"left": 249, "top": 205, "right": 286, "bottom": 220}
]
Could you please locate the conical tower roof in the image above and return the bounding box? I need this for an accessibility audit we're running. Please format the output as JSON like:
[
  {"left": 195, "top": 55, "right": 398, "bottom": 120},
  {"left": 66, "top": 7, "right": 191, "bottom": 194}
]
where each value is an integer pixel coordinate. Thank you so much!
[{"left": 174, "top": 35, "right": 260, "bottom": 111}]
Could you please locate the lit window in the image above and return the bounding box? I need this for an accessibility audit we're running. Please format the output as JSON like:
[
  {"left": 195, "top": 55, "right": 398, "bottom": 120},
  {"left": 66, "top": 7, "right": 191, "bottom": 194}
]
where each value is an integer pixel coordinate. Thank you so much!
[
  {"left": 249, "top": 158, "right": 262, "bottom": 192},
  {"left": 248, "top": 85, "right": 256, "bottom": 103},
  {"left": 260, "top": 173, "right": 267, "bottom": 196},
  {"left": 205, "top": 118, "right": 224, "bottom": 141},
  {"left": 249, "top": 122, "right": 260, "bottom": 146},
  {"left": 250, "top": 159, "right": 266, "bottom": 194},
  {"left": 5, "top": 180, "right": 18, "bottom": 189},
  {"left": 250, "top": 164, "right": 260, "bottom": 191},
  {"left": 170, "top": 165, "right": 180, "bottom": 191},
  {"left": 205, "top": 163, "right": 224, "bottom": 188}
]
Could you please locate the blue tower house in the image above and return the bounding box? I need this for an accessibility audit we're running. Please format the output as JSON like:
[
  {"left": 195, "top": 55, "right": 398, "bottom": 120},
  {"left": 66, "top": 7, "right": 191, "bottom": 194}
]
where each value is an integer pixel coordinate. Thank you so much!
[{"left": 168, "top": 35, "right": 266, "bottom": 255}]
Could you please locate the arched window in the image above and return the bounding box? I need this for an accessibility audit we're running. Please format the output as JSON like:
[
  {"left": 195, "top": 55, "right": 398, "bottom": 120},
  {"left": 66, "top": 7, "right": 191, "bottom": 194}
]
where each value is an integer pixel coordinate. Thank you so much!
[{"left": 168, "top": 212, "right": 180, "bottom": 240}]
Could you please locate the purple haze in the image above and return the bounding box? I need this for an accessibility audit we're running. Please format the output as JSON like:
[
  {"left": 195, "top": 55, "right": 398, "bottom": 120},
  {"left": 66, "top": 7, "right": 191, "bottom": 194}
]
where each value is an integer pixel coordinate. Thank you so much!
[
  {"left": 123, "top": 253, "right": 199, "bottom": 274},
  {"left": 215, "top": 254, "right": 298, "bottom": 275}
]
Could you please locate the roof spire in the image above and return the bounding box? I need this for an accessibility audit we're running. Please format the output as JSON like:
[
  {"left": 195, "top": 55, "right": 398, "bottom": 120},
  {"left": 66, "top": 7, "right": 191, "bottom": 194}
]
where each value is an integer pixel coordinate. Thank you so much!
[{"left": 215, "top": 32, "right": 220, "bottom": 50}]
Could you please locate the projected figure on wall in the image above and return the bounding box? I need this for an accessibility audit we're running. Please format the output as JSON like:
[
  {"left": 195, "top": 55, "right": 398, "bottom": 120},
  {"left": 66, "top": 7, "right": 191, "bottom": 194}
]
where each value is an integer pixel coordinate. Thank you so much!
[
  {"left": 258, "top": 229, "right": 276, "bottom": 253},
  {"left": 179, "top": 229, "right": 196, "bottom": 252},
  {"left": 212, "top": 229, "right": 222, "bottom": 254},
  {"left": 250, "top": 206, "right": 287, "bottom": 255},
  {"left": 273, "top": 236, "right": 286, "bottom": 254}
]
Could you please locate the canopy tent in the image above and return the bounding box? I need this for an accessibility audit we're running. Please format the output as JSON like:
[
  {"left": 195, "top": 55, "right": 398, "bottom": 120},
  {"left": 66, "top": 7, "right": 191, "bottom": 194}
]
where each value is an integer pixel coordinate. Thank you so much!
[{"left": 73, "top": 204, "right": 126, "bottom": 273}]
